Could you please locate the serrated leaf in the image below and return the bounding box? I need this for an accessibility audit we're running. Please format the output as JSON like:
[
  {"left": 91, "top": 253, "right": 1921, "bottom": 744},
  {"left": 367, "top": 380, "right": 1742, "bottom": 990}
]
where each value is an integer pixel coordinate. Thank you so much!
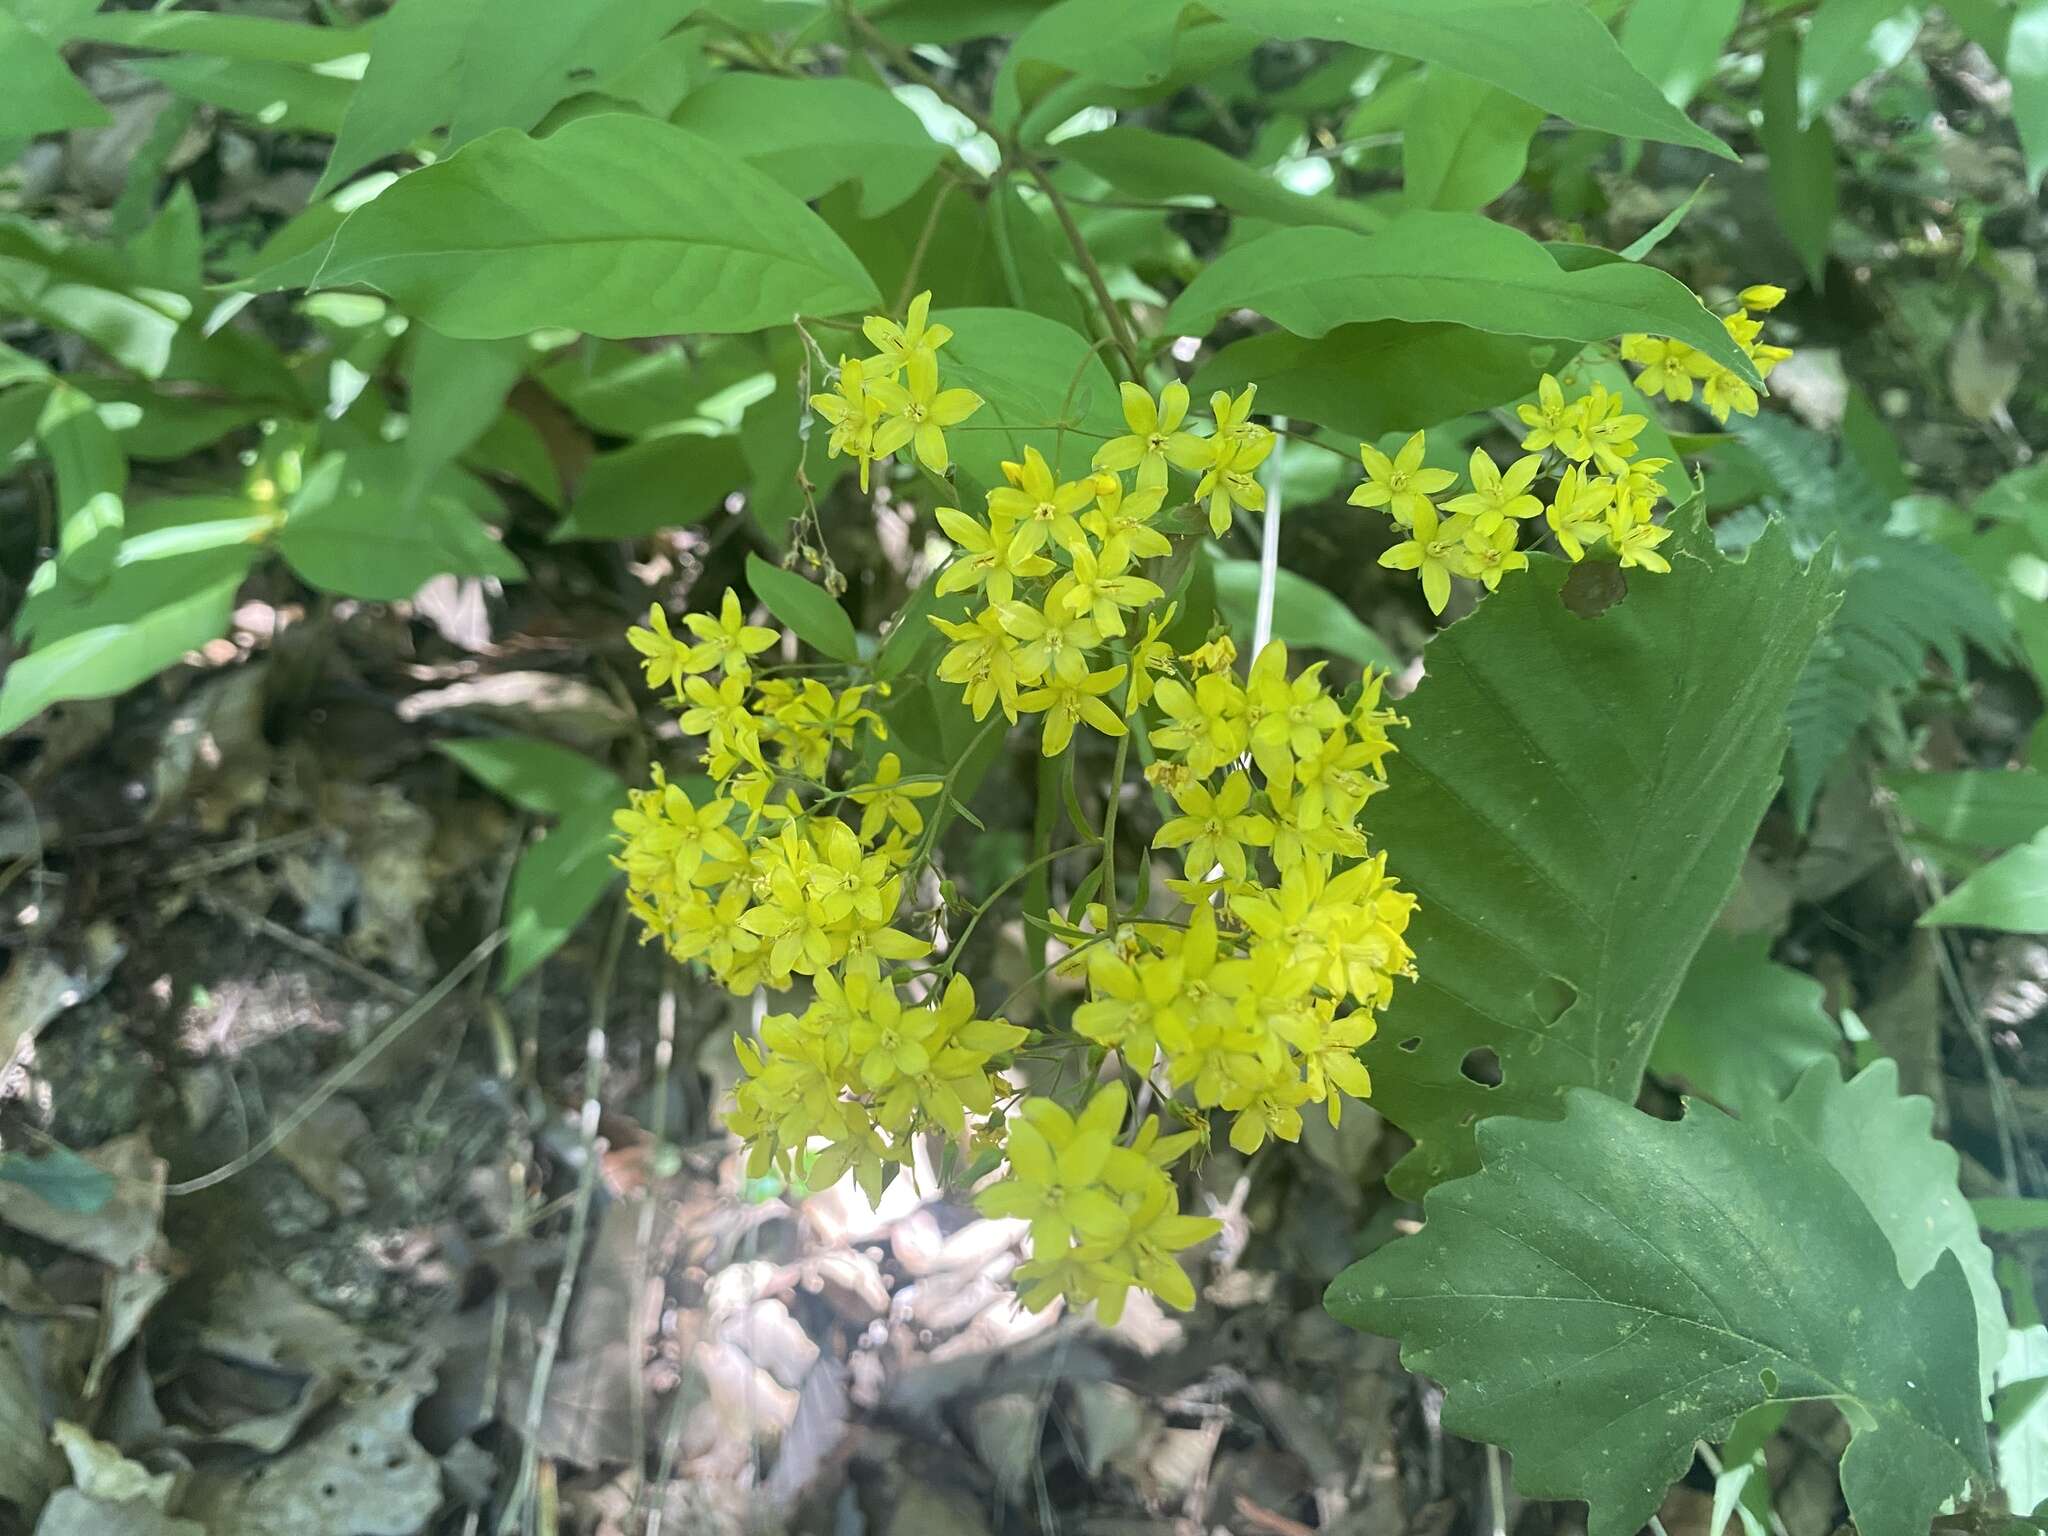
[
  {"left": 745, "top": 554, "right": 859, "bottom": 662},
  {"left": 1798, "top": 0, "right": 1925, "bottom": 126},
  {"left": 1327, "top": 1091, "right": 1990, "bottom": 1536},
  {"left": 1165, "top": 213, "right": 1759, "bottom": 386},
  {"left": 1206, "top": 0, "right": 1734, "bottom": 157},
  {"left": 670, "top": 74, "right": 945, "bottom": 218},
  {"left": 928, "top": 306, "right": 1123, "bottom": 489},
  {"left": 1619, "top": 0, "right": 1742, "bottom": 107},
  {"left": 1208, "top": 554, "right": 1396, "bottom": 672},
  {"left": 440, "top": 735, "right": 624, "bottom": 820},
  {"left": 1765, "top": 1059, "right": 2004, "bottom": 1400},
  {"left": 1358, "top": 517, "right": 1837, "bottom": 1194},
  {"left": 1057, "top": 124, "right": 1381, "bottom": 231},
  {"left": 1919, "top": 829, "right": 2048, "bottom": 933},
  {"left": 1650, "top": 931, "right": 1839, "bottom": 1117},
  {"left": 301, "top": 115, "right": 878, "bottom": 340}
]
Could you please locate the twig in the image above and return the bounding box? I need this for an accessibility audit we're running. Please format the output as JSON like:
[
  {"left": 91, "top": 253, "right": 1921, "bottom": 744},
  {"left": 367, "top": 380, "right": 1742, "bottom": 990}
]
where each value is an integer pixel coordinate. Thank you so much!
[
  {"left": 195, "top": 888, "right": 415, "bottom": 1005},
  {"left": 500, "top": 899, "right": 628, "bottom": 1533},
  {"left": 1024, "top": 160, "right": 1144, "bottom": 381},
  {"left": 626, "top": 981, "right": 679, "bottom": 1528},
  {"left": 168, "top": 931, "right": 503, "bottom": 1196}
]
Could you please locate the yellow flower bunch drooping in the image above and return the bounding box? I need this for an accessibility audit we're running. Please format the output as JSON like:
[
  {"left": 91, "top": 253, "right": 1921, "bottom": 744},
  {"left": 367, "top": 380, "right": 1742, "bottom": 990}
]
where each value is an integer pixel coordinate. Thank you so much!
[
  {"left": 1620, "top": 282, "right": 1794, "bottom": 423},
  {"left": 808, "top": 290, "right": 986, "bottom": 489}
]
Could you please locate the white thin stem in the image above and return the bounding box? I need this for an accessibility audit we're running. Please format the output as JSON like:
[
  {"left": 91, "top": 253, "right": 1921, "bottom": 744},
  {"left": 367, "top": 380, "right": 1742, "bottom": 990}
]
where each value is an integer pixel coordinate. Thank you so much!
[{"left": 1251, "top": 414, "right": 1288, "bottom": 655}]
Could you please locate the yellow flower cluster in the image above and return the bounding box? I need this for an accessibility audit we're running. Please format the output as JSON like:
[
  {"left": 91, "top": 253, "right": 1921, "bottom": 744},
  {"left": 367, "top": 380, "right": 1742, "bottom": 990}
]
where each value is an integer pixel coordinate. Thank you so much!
[
  {"left": 809, "top": 290, "right": 986, "bottom": 489},
  {"left": 975, "top": 1082, "right": 1219, "bottom": 1325},
  {"left": 1621, "top": 283, "right": 1793, "bottom": 423},
  {"left": 1048, "top": 639, "right": 1414, "bottom": 1157}
]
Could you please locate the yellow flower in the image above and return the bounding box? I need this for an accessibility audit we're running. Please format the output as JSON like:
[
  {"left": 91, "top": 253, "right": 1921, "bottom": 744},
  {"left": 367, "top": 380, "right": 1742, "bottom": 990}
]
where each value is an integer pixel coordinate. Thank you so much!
[
  {"left": 613, "top": 771, "right": 745, "bottom": 892},
  {"left": 1243, "top": 639, "right": 1341, "bottom": 784},
  {"left": 1557, "top": 383, "right": 1644, "bottom": 476},
  {"left": 1081, "top": 473, "right": 1172, "bottom": 560},
  {"left": 1093, "top": 380, "right": 1209, "bottom": 491},
  {"left": 1611, "top": 517, "right": 1673, "bottom": 573},
  {"left": 990, "top": 446, "right": 1095, "bottom": 557},
  {"left": 1059, "top": 538, "right": 1163, "bottom": 638},
  {"left": 995, "top": 591, "right": 1103, "bottom": 685},
  {"left": 684, "top": 588, "right": 780, "bottom": 677},
  {"left": 1151, "top": 671, "right": 1248, "bottom": 778},
  {"left": 1465, "top": 519, "right": 1530, "bottom": 592},
  {"left": 1620, "top": 334, "right": 1698, "bottom": 404},
  {"left": 933, "top": 505, "right": 1051, "bottom": 605},
  {"left": 1154, "top": 770, "right": 1273, "bottom": 881},
  {"left": 1442, "top": 448, "right": 1544, "bottom": 535},
  {"left": 809, "top": 355, "right": 881, "bottom": 490},
  {"left": 932, "top": 607, "right": 1023, "bottom": 722},
  {"left": 1018, "top": 664, "right": 1128, "bottom": 755},
  {"left": 1074, "top": 948, "right": 1178, "bottom": 1071},
  {"left": 848, "top": 752, "right": 942, "bottom": 841},
  {"left": 1193, "top": 431, "right": 1273, "bottom": 537},
  {"left": 626, "top": 604, "right": 693, "bottom": 697},
  {"left": 1377, "top": 502, "right": 1476, "bottom": 615},
  {"left": 1545, "top": 465, "right": 1616, "bottom": 563},
  {"left": 1124, "top": 604, "right": 1178, "bottom": 710},
  {"left": 862, "top": 288, "right": 952, "bottom": 373},
  {"left": 1739, "top": 283, "right": 1787, "bottom": 312},
  {"left": 1348, "top": 430, "right": 1458, "bottom": 529},
  {"left": 867, "top": 350, "right": 983, "bottom": 476},
  {"left": 1209, "top": 383, "right": 1266, "bottom": 446},
  {"left": 1516, "top": 373, "right": 1576, "bottom": 453}
]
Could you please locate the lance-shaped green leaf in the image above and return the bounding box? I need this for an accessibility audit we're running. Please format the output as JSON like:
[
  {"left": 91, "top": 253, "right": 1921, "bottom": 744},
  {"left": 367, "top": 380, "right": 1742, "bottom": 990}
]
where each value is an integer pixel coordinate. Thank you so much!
[
  {"left": 1327, "top": 1092, "right": 1991, "bottom": 1536},
  {"left": 1056, "top": 124, "right": 1383, "bottom": 231},
  {"left": 1205, "top": 0, "right": 1734, "bottom": 158},
  {"left": 300, "top": 115, "right": 879, "bottom": 339},
  {"left": 1165, "top": 213, "right": 1759, "bottom": 385},
  {"left": 1359, "top": 518, "right": 1836, "bottom": 1194},
  {"left": 0, "top": 10, "right": 106, "bottom": 135},
  {"left": 1918, "top": 828, "right": 2048, "bottom": 933},
  {"left": 1763, "top": 1059, "right": 2004, "bottom": 1401}
]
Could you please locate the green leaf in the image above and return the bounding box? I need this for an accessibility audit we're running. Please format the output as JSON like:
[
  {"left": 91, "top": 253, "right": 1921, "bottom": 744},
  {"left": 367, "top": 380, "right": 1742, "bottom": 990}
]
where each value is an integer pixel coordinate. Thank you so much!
[
  {"left": 1205, "top": 0, "right": 1736, "bottom": 158},
  {"left": 0, "top": 9, "right": 105, "bottom": 133},
  {"left": 669, "top": 74, "right": 945, "bottom": 218},
  {"left": 1057, "top": 124, "right": 1382, "bottom": 231},
  {"left": 501, "top": 803, "right": 623, "bottom": 990},
  {"left": 1358, "top": 517, "right": 1837, "bottom": 1194},
  {"left": 0, "top": 1146, "right": 114, "bottom": 1214},
  {"left": 1998, "top": 1327, "right": 2048, "bottom": 1520},
  {"left": 2013, "top": 1, "right": 2048, "bottom": 192},
  {"left": 1618, "top": 179, "right": 1711, "bottom": 262},
  {"left": 1976, "top": 1198, "right": 2048, "bottom": 1234},
  {"left": 303, "top": 115, "right": 878, "bottom": 340},
  {"left": 318, "top": 0, "right": 700, "bottom": 195},
  {"left": 1889, "top": 769, "right": 2048, "bottom": 849},
  {"left": 0, "top": 547, "right": 254, "bottom": 737},
  {"left": 1760, "top": 30, "right": 1838, "bottom": 289},
  {"left": 440, "top": 734, "right": 625, "bottom": 819},
  {"left": 124, "top": 54, "right": 353, "bottom": 137},
  {"left": 745, "top": 553, "right": 859, "bottom": 662},
  {"left": 1918, "top": 828, "right": 2048, "bottom": 933},
  {"left": 403, "top": 330, "right": 530, "bottom": 494},
  {"left": 1165, "top": 213, "right": 1760, "bottom": 386},
  {"left": 1401, "top": 71, "right": 1544, "bottom": 212},
  {"left": 38, "top": 384, "right": 127, "bottom": 589},
  {"left": 1208, "top": 553, "right": 1397, "bottom": 672},
  {"left": 1650, "top": 931, "right": 1839, "bottom": 1118},
  {"left": 0, "top": 217, "right": 185, "bottom": 379},
  {"left": 553, "top": 432, "right": 747, "bottom": 540},
  {"left": 1326, "top": 1092, "right": 1991, "bottom": 1536},
  {"left": 1764, "top": 1059, "right": 2005, "bottom": 1401},
  {"left": 928, "top": 306, "right": 1124, "bottom": 489},
  {"left": 1798, "top": 0, "right": 1925, "bottom": 126},
  {"left": 1618, "top": 0, "right": 1742, "bottom": 107},
  {"left": 276, "top": 451, "right": 524, "bottom": 601},
  {"left": 67, "top": 9, "right": 369, "bottom": 63},
  {"left": 1193, "top": 322, "right": 1565, "bottom": 443}
]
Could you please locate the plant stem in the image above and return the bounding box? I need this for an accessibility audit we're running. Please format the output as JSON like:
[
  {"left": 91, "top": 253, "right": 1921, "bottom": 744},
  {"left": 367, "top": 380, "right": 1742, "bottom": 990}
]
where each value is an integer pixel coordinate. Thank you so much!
[{"left": 1024, "top": 159, "right": 1144, "bottom": 381}]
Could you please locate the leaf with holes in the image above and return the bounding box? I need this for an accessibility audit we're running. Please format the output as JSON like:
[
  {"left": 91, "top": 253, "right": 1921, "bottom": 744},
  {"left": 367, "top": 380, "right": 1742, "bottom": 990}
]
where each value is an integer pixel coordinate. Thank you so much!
[
  {"left": 1327, "top": 1092, "right": 1991, "bottom": 1536},
  {"left": 1359, "top": 515, "right": 1837, "bottom": 1195}
]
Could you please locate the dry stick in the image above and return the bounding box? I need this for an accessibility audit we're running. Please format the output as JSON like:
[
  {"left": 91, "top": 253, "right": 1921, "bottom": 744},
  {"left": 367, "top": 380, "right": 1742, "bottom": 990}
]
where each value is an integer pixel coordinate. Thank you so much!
[
  {"left": 625, "top": 981, "right": 679, "bottom": 1530},
  {"left": 500, "top": 900, "right": 630, "bottom": 1535},
  {"left": 195, "top": 888, "right": 416, "bottom": 1005},
  {"left": 168, "top": 930, "right": 504, "bottom": 1197}
]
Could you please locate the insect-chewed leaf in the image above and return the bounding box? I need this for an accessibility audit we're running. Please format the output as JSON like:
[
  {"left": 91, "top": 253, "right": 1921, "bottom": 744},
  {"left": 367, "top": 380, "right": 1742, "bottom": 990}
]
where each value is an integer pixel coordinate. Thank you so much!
[{"left": 1327, "top": 1091, "right": 1991, "bottom": 1536}]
